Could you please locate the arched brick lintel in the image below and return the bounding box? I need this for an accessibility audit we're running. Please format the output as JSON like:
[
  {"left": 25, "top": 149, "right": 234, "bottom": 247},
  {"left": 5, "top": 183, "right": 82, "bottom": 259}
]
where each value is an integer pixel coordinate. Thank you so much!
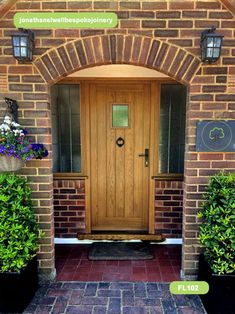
[{"left": 33, "top": 34, "right": 201, "bottom": 85}]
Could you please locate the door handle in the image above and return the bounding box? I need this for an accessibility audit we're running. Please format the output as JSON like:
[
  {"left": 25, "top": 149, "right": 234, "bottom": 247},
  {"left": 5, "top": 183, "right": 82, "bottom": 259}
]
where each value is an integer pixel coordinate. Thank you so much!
[{"left": 138, "top": 148, "right": 149, "bottom": 167}]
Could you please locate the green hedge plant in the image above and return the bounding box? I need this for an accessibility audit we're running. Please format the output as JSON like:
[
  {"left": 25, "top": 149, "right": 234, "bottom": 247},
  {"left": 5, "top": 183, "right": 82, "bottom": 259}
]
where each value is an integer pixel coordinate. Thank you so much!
[
  {"left": 198, "top": 172, "right": 235, "bottom": 275},
  {"left": 0, "top": 173, "right": 40, "bottom": 272}
]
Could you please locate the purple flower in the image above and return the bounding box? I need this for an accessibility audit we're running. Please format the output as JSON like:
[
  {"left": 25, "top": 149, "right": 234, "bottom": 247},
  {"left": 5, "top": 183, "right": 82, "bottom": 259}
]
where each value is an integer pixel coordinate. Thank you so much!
[{"left": 42, "top": 150, "right": 48, "bottom": 157}]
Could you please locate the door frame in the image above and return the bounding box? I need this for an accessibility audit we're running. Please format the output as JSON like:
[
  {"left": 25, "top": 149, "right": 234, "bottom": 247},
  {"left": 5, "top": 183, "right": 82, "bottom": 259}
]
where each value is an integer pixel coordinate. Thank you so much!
[{"left": 82, "top": 79, "right": 160, "bottom": 235}]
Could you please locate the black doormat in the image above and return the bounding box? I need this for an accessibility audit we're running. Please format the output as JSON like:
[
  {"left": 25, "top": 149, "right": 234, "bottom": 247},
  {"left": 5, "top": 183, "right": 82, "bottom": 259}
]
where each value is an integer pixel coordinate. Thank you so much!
[{"left": 88, "top": 242, "right": 154, "bottom": 260}]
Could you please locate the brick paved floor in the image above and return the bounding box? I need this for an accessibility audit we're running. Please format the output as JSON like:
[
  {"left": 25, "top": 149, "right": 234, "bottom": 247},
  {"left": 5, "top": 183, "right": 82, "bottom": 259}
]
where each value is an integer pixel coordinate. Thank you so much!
[
  {"left": 24, "top": 282, "right": 206, "bottom": 314},
  {"left": 55, "top": 244, "right": 181, "bottom": 282}
]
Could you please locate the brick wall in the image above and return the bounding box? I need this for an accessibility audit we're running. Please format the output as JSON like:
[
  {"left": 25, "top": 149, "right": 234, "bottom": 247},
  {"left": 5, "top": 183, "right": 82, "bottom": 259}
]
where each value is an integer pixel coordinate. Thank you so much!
[
  {"left": 53, "top": 179, "right": 183, "bottom": 239},
  {"left": 53, "top": 180, "right": 86, "bottom": 238},
  {"left": 0, "top": 0, "right": 234, "bottom": 278},
  {"left": 155, "top": 180, "right": 183, "bottom": 238}
]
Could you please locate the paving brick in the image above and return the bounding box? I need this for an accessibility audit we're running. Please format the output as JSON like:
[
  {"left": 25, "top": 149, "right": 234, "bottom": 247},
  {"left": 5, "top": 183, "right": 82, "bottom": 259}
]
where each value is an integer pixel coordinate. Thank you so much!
[
  {"left": 98, "top": 289, "right": 121, "bottom": 297},
  {"left": 66, "top": 306, "right": 93, "bottom": 314},
  {"left": 108, "top": 298, "right": 121, "bottom": 314},
  {"left": 93, "top": 306, "right": 108, "bottom": 314},
  {"left": 122, "top": 290, "right": 135, "bottom": 306},
  {"left": 84, "top": 283, "right": 98, "bottom": 296}
]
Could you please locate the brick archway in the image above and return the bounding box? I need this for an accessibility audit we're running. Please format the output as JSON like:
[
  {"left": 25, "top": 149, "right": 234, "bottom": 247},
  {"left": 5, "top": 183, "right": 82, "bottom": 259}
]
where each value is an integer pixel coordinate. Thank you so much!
[
  {"left": 34, "top": 34, "right": 200, "bottom": 84},
  {"left": 33, "top": 33, "right": 201, "bottom": 280}
]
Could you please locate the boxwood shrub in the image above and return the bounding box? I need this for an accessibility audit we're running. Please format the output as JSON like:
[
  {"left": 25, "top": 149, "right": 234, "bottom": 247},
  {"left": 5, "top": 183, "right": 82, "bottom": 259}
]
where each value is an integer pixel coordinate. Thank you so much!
[
  {"left": 198, "top": 172, "right": 235, "bottom": 275},
  {"left": 0, "top": 173, "right": 40, "bottom": 272}
]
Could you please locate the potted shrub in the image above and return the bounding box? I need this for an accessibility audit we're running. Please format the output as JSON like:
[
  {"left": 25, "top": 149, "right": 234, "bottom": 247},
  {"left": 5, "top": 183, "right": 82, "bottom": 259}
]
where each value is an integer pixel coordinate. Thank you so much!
[
  {"left": 0, "top": 114, "right": 48, "bottom": 172},
  {"left": 0, "top": 173, "right": 42, "bottom": 313},
  {"left": 197, "top": 172, "right": 235, "bottom": 314}
]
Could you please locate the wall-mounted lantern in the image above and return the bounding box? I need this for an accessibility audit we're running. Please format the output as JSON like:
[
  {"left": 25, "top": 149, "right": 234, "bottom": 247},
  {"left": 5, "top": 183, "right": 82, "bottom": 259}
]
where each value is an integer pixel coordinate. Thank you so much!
[
  {"left": 11, "top": 29, "right": 35, "bottom": 62},
  {"left": 201, "top": 27, "right": 223, "bottom": 63}
]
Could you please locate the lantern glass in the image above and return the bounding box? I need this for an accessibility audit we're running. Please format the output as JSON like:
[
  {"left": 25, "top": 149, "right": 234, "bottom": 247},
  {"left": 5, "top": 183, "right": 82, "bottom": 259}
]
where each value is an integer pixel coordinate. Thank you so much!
[
  {"left": 214, "top": 37, "right": 222, "bottom": 47},
  {"left": 11, "top": 30, "right": 34, "bottom": 62},
  {"left": 13, "top": 37, "right": 19, "bottom": 46},
  {"left": 201, "top": 28, "right": 223, "bottom": 63},
  {"left": 20, "top": 36, "right": 27, "bottom": 46},
  {"left": 21, "top": 46, "right": 28, "bottom": 57}
]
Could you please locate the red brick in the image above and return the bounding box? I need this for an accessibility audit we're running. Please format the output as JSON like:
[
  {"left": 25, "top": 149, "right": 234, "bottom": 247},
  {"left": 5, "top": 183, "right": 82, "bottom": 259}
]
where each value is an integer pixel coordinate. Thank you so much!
[
  {"left": 117, "top": 36, "right": 124, "bottom": 62},
  {"left": 9, "top": 84, "right": 33, "bottom": 92},
  {"left": 196, "top": 1, "right": 221, "bottom": 9},
  {"left": 154, "top": 30, "right": 178, "bottom": 37},
  {"left": 195, "top": 20, "right": 220, "bottom": 28},
  {"left": 184, "top": 59, "right": 201, "bottom": 82},
  {"left": 65, "top": 42, "right": 80, "bottom": 70},
  {"left": 142, "top": 2, "right": 167, "bottom": 10},
  {"left": 58, "top": 46, "right": 73, "bottom": 72},
  {"left": 142, "top": 20, "right": 166, "bottom": 28},
  {"left": 209, "top": 11, "right": 233, "bottom": 19},
  {"left": 124, "top": 35, "right": 133, "bottom": 62},
  {"left": 68, "top": 1, "right": 92, "bottom": 9},
  {"left": 199, "top": 154, "right": 223, "bottom": 160},
  {"left": 83, "top": 38, "right": 95, "bottom": 65},
  {"left": 42, "top": 2, "right": 66, "bottom": 9},
  {"left": 92, "top": 37, "right": 103, "bottom": 63},
  {"left": 215, "top": 94, "right": 235, "bottom": 101},
  {"left": 55, "top": 29, "right": 80, "bottom": 38},
  {"left": 169, "top": 49, "right": 186, "bottom": 75},
  {"left": 202, "top": 85, "right": 227, "bottom": 93},
  {"left": 120, "top": 1, "right": 140, "bottom": 9},
  {"left": 161, "top": 46, "right": 178, "bottom": 73},
  {"left": 42, "top": 55, "right": 59, "bottom": 80},
  {"left": 154, "top": 43, "right": 169, "bottom": 68},
  {"left": 130, "top": 11, "right": 154, "bottom": 18},
  {"left": 139, "top": 37, "right": 151, "bottom": 65},
  {"left": 110, "top": 35, "right": 117, "bottom": 63},
  {"left": 120, "top": 20, "right": 140, "bottom": 28},
  {"left": 34, "top": 60, "right": 52, "bottom": 83},
  {"left": 223, "top": 58, "right": 235, "bottom": 65},
  {"left": 169, "top": 1, "right": 194, "bottom": 9},
  {"left": 147, "top": 40, "right": 160, "bottom": 66},
  {"left": 169, "top": 20, "right": 193, "bottom": 28},
  {"left": 94, "top": 1, "right": 118, "bottom": 9},
  {"left": 132, "top": 36, "right": 142, "bottom": 62},
  {"left": 8, "top": 66, "right": 33, "bottom": 74},
  {"left": 102, "top": 36, "right": 111, "bottom": 62},
  {"left": 49, "top": 50, "right": 66, "bottom": 76},
  {"left": 155, "top": 11, "right": 180, "bottom": 18},
  {"left": 182, "top": 11, "right": 207, "bottom": 18}
]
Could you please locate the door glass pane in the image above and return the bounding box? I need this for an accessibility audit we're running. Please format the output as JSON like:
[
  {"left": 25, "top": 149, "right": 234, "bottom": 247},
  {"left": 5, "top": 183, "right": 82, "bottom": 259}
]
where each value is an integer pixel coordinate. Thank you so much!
[
  {"left": 112, "top": 104, "right": 129, "bottom": 127},
  {"left": 159, "top": 84, "right": 186, "bottom": 174},
  {"left": 51, "top": 84, "right": 81, "bottom": 173}
]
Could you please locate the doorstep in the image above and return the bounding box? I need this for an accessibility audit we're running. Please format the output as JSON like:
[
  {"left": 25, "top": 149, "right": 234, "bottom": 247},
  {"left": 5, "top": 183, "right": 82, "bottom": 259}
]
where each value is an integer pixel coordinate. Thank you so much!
[{"left": 77, "top": 233, "right": 164, "bottom": 241}]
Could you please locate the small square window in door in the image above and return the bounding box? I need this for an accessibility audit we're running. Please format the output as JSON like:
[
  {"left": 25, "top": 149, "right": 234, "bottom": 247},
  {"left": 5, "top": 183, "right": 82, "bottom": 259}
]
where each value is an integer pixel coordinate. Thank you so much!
[{"left": 112, "top": 104, "right": 129, "bottom": 127}]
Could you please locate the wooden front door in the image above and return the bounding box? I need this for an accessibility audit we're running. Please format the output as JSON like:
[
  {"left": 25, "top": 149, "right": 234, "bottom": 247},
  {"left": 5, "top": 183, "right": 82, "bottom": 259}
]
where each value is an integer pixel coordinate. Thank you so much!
[{"left": 88, "top": 82, "right": 157, "bottom": 232}]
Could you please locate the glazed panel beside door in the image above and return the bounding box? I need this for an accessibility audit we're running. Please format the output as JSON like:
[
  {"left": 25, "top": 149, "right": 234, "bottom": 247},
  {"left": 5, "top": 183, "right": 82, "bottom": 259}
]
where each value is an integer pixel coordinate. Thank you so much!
[{"left": 90, "top": 83, "right": 151, "bottom": 231}]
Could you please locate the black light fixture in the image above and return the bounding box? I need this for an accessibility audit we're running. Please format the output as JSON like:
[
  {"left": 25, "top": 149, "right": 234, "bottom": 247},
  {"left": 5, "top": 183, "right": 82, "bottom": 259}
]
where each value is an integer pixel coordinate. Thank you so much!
[
  {"left": 11, "top": 29, "right": 35, "bottom": 62},
  {"left": 201, "top": 27, "right": 223, "bottom": 63}
]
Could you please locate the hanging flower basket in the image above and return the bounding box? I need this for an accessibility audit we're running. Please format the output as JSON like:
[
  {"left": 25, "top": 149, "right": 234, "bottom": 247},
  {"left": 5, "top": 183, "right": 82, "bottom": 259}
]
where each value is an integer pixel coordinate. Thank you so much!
[
  {"left": 0, "top": 114, "right": 48, "bottom": 171},
  {"left": 0, "top": 155, "right": 25, "bottom": 173}
]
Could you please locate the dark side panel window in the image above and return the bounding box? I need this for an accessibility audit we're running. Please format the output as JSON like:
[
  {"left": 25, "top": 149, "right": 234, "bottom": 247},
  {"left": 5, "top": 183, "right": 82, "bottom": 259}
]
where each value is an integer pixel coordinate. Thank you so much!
[
  {"left": 159, "top": 84, "right": 186, "bottom": 174},
  {"left": 51, "top": 84, "right": 81, "bottom": 173}
]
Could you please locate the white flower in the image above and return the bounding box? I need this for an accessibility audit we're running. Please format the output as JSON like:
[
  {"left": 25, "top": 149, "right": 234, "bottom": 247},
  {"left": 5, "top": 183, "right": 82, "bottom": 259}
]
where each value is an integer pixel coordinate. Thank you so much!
[
  {"left": 13, "top": 129, "right": 22, "bottom": 135},
  {"left": 0, "top": 124, "right": 10, "bottom": 131},
  {"left": 11, "top": 121, "right": 20, "bottom": 127},
  {"left": 3, "top": 115, "right": 11, "bottom": 124}
]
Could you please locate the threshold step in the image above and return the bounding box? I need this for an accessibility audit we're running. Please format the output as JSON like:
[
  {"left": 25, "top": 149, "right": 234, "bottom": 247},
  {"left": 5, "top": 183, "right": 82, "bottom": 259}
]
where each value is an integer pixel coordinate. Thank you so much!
[{"left": 77, "top": 233, "right": 164, "bottom": 241}]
